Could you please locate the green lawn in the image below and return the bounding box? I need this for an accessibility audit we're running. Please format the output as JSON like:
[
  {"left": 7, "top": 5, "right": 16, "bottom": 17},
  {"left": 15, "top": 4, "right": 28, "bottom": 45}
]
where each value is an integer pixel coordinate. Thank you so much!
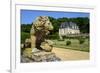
[{"left": 52, "top": 39, "right": 89, "bottom": 52}]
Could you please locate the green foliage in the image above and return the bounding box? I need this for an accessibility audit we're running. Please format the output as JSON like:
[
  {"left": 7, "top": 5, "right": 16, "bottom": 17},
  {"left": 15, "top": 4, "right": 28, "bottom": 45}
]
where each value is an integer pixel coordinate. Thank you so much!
[
  {"left": 78, "top": 38, "right": 85, "bottom": 44},
  {"left": 49, "top": 17, "right": 60, "bottom": 33},
  {"left": 57, "top": 39, "right": 64, "bottom": 41},
  {"left": 47, "top": 34, "right": 59, "bottom": 40},
  {"left": 49, "top": 17, "right": 70, "bottom": 34},
  {"left": 21, "top": 17, "right": 89, "bottom": 35},
  {"left": 21, "top": 24, "right": 32, "bottom": 33},
  {"left": 49, "top": 17, "right": 89, "bottom": 35},
  {"left": 21, "top": 17, "right": 89, "bottom": 45},
  {"left": 21, "top": 32, "right": 30, "bottom": 43},
  {"left": 52, "top": 39, "right": 89, "bottom": 52},
  {"left": 62, "top": 35, "right": 80, "bottom": 39},
  {"left": 69, "top": 17, "right": 89, "bottom": 33},
  {"left": 66, "top": 40, "right": 71, "bottom": 45},
  {"left": 21, "top": 24, "right": 32, "bottom": 43}
]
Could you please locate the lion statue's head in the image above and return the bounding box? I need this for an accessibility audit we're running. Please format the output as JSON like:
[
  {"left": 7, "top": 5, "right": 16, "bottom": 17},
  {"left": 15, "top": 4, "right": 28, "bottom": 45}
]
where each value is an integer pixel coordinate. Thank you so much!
[{"left": 30, "top": 16, "right": 53, "bottom": 35}]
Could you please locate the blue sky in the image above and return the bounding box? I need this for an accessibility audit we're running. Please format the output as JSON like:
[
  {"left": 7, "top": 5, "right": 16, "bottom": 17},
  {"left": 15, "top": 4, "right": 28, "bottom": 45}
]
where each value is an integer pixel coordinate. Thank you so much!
[{"left": 21, "top": 9, "right": 89, "bottom": 24}]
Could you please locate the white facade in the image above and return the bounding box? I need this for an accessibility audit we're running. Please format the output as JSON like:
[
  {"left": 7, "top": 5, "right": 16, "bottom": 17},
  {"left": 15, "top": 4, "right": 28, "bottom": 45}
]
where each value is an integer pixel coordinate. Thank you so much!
[{"left": 59, "top": 22, "right": 80, "bottom": 36}]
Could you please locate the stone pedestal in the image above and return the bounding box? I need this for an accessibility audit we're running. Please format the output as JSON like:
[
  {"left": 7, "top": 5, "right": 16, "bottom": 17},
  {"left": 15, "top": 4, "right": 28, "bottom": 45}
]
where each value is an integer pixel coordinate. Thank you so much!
[{"left": 21, "top": 51, "right": 61, "bottom": 63}]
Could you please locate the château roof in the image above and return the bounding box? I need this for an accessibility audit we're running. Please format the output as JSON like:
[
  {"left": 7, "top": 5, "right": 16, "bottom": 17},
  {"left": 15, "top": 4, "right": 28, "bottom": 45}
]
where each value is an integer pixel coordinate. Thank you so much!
[{"left": 60, "top": 21, "right": 79, "bottom": 30}]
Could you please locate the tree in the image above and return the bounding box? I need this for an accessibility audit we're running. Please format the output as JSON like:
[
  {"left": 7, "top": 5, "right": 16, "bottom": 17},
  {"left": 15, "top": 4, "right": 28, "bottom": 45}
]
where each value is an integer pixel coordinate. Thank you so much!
[
  {"left": 21, "top": 24, "right": 32, "bottom": 33},
  {"left": 21, "top": 17, "right": 89, "bottom": 42},
  {"left": 49, "top": 17, "right": 59, "bottom": 34},
  {"left": 69, "top": 17, "right": 89, "bottom": 33}
]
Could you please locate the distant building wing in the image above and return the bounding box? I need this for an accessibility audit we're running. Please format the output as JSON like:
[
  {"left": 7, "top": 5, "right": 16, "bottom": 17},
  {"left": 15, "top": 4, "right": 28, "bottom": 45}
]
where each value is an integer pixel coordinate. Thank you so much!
[{"left": 59, "top": 21, "right": 80, "bottom": 36}]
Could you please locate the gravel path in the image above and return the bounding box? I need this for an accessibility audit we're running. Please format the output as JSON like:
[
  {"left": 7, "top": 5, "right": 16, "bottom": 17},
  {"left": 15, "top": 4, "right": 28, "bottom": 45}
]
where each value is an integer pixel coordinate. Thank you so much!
[{"left": 52, "top": 47, "right": 89, "bottom": 61}]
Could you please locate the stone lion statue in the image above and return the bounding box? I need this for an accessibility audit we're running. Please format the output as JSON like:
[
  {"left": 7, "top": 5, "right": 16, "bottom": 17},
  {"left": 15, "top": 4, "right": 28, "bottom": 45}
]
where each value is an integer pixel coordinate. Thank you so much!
[{"left": 30, "top": 16, "right": 53, "bottom": 52}]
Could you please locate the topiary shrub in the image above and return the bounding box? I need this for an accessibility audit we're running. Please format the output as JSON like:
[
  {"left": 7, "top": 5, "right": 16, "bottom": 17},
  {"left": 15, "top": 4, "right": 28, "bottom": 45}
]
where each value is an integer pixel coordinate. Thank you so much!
[
  {"left": 78, "top": 38, "right": 85, "bottom": 44},
  {"left": 66, "top": 41, "right": 71, "bottom": 46}
]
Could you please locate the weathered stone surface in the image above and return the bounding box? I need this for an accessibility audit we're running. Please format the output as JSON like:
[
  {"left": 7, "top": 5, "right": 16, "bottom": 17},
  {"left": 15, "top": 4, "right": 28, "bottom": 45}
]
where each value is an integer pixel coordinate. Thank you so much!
[
  {"left": 21, "top": 51, "right": 61, "bottom": 63},
  {"left": 31, "top": 51, "right": 61, "bottom": 62},
  {"left": 30, "top": 16, "right": 53, "bottom": 50},
  {"left": 21, "top": 38, "right": 31, "bottom": 49},
  {"left": 21, "top": 16, "right": 60, "bottom": 63},
  {"left": 21, "top": 55, "right": 33, "bottom": 63},
  {"left": 25, "top": 38, "right": 31, "bottom": 43},
  {"left": 41, "top": 40, "right": 54, "bottom": 52},
  {"left": 24, "top": 38, "right": 31, "bottom": 48},
  {"left": 21, "top": 43, "right": 24, "bottom": 49}
]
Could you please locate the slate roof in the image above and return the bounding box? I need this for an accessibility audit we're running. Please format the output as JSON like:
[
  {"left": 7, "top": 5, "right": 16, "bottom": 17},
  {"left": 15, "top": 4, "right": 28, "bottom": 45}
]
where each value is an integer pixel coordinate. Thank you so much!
[{"left": 60, "top": 22, "right": 79, "bottom": 30}]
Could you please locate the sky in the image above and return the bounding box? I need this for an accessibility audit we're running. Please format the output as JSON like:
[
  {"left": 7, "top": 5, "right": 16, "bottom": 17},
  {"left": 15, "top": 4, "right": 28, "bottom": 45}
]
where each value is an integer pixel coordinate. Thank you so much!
[{"left": 21, "top": 9, "right": 89, "bottom": 24}]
